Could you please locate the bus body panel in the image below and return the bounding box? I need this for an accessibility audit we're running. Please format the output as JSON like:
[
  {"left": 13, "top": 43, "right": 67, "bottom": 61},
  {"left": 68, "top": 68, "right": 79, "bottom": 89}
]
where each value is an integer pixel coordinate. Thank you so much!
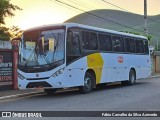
[{"left": 18, "top": 52, "right": 151, "bottom": 89}]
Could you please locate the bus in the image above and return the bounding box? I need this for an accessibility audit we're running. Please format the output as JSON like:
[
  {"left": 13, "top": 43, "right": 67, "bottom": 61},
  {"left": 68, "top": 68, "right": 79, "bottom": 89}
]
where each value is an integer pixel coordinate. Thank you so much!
[{"left": 18, "top": 23, "right": 151, "bottom": 94}]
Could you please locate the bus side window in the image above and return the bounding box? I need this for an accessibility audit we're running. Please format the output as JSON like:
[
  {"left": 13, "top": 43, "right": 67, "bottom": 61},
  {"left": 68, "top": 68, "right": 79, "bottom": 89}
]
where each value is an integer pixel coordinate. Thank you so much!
[
  {"left": 98, "top": 34, "right": 112, "bottom": 51},
  {"left": 73, "top": 35, "right": 80, "bottom": 55},
  {"left": 82, "top": 31, "right": 98, "bottom": 50},
  {"left": 67, "top": 30, "right": 80, "bottom": 56},
  {"left": 136, "top": 40, "right": 144, "bottom": 53},
  {"left": 144, "top": 40, "right": 149, "bottom": 54},
  {"left": 112, "top": 36, "right": 124, "bottom": 52},
  {"left": 125, "top": 38, "right": 135, "bottom": 53}
]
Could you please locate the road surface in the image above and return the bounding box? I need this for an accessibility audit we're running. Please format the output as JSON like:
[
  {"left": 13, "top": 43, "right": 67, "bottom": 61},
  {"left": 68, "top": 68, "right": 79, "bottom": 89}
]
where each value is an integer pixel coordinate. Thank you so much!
[{"left": 0, "top": 77, "right": 160, "bottom": 120}]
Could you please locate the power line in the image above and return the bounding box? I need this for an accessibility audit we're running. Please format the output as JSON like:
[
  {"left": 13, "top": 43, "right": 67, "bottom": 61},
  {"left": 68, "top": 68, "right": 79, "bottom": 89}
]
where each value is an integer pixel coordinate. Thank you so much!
[
  {"left": 66, "top": 0, "right": 117, "bottom": 21},
  {"left": 66, "top": 0, "right": 95, "bottom": 11},
  {"left": 48, "top": 0, "right": 81, "bottom": 13},
  {"left": 102, "top": 0, "right": 128, "bottom": 12},
  {"left": 102, "top": 0, "right": 160, "bottom": 25},
  {"left": 68, "top": 0, "right": 160, "bottom": 28},
  {"left": 49, "top": 0, "right": 160, "bottom": 38}
]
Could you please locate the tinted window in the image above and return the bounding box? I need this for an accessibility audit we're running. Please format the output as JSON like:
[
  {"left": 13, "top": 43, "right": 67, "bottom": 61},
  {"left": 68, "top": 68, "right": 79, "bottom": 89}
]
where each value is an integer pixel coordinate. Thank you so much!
[
  {"left": 125, "top": 38, "right": 135, "bottom": 53},
  {"left": 144, "top": 40, "right": 149, "bottom": 54},
  {"left": 82, "top": 31, "right": 98, "bottom": 50},
  {"left": 98, "top": 34, "right": 112, "bottom": 51},
  {"left": 136, "top": 40, "right": 144, "bottom": 53},
  {"left": 67, "top": 29, "right": 81, "bottom": 55},
  {"left": 112, "top": 36, "right": 124, "bottom": 52}
]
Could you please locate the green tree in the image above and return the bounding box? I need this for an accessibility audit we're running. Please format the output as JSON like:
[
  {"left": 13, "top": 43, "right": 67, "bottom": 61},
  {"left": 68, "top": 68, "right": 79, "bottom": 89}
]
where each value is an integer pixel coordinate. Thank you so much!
[
  {"left": 0, "top": 0, "right": 22, "bottom": 40},
  {"left": 8, "top": 26, "right": 23, "bottom": 39},
  {"left": 0, "top": 26, "right": 10, "bottom": 40},
  {"left": 0, "top": 0, "right": 22, "bottom": 25},
  {"left": 121, "top": 31, "right": 152, "bottom": 41}
]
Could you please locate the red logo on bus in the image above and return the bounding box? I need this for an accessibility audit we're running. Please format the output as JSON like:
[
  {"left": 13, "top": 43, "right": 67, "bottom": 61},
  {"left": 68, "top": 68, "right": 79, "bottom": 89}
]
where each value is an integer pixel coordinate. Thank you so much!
[
  {"left": 118, "top": 56, "right": 123, "bottom": 63},
  {"left": 0, "top": 55, "right": 3, "bottom": 63}
]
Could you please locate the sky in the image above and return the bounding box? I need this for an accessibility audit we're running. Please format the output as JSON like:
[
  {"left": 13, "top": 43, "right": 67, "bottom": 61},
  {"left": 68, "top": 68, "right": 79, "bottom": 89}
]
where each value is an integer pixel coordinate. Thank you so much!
[{"left": 5, "top": 0, "right": 160, "bottom": 30}]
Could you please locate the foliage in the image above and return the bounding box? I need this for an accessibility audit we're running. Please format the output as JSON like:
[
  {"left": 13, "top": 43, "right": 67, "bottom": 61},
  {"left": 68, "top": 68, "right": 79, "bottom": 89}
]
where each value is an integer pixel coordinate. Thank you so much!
[
  {"left": 0, "top": 0, "right": 22, "bottom": 25},
  {"left": 0, "top": 26, "right": 23, "bottom": 40},
  {"left": 8, "top": 26, "right": 23, "bottom": 39},
  {"left": 0, "top": 26, "right": 10, "bottom": 40},
  {"left": 121, "top": 31, "right": 152, "bottom": 41},
  {"left": 147, "top": 35, "right": 152, "bottom": 41},
  {"left": 0, "top": 0, "right": 22, "bottom": 40}
]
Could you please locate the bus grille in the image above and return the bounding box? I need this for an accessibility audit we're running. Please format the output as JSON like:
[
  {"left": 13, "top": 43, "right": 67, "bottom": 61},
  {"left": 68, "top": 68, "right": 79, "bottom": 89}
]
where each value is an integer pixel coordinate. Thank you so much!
[
  {"left": 26, "top": 77, "right": 50, "bottom": 80},
  {"left": 26, "top": 82, "right": 52, "bottom": 88}
]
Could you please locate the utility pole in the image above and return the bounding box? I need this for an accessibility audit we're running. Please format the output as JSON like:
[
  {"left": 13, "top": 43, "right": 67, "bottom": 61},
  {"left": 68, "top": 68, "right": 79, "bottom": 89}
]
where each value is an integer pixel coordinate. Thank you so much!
[{"left": 144, "top": 0, "right": 148, "bottom": 36}]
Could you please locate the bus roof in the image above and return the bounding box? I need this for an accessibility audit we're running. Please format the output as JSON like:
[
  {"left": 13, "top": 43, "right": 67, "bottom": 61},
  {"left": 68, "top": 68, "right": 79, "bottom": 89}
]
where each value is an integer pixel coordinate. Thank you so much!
[{"left": 25, "top": 23, "right": 147, "bottom": 40}]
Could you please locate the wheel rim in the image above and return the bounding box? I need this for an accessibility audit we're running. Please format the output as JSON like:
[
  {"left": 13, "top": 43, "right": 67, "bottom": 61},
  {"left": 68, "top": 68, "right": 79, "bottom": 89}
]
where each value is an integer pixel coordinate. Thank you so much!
[{"left": 84, "top": 76, "right": 91, "bottom": 90}]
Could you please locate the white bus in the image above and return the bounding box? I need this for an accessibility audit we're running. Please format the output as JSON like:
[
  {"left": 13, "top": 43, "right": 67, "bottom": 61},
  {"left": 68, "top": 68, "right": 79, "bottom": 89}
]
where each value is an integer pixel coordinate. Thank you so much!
[{"left": 18, "top": 23, "right": 151, "bottom": 94}]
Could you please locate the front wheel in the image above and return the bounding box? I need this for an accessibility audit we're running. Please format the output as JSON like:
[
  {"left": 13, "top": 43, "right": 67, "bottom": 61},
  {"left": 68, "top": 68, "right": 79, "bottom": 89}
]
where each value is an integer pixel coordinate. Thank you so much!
[{"left": 79, "top": 72, "right": 93, "bottom": 94}]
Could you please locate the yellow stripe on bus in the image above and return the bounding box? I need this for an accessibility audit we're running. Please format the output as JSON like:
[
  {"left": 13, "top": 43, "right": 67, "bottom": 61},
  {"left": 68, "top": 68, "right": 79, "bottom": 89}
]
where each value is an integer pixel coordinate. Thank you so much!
[{"left": 87, "top": 53, "right": 104, "bottom": 84}]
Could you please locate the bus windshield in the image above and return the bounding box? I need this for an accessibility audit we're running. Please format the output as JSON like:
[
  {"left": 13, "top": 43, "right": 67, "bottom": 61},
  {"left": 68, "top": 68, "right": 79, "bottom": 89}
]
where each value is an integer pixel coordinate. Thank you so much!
[{"left": 19, "top": 29, "right": 65, "bottom": 68}]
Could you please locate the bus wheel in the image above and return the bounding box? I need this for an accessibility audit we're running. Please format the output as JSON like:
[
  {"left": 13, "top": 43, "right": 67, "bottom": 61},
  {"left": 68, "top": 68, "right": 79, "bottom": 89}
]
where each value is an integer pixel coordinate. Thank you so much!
[
  {"left": 44, "top": 89, "right": 57, "bottom": 95},
  {"left": 128, "top": 69, "right": 136, "bottom": 85},
  {"left": 121, "top": 69, "right": 136, "bottom": 86},
  {"left": 80, "top": 72, "right": 93, "bottom": 94}
]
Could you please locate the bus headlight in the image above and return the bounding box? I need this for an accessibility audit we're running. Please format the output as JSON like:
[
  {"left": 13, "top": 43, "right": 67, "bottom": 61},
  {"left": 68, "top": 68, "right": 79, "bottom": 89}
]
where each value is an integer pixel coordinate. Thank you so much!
[
  {"left": 18, "top": 73, "right": 25, "bottom": 80},
  {"left": 51, "top": 68, "right": 64, "bottom": 78}
]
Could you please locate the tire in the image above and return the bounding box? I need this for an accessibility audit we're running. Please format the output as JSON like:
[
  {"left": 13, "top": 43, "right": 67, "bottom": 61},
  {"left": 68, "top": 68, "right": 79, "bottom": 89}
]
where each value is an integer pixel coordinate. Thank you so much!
[
  {"left": 121, "top": 69, "right": 136, "bottom": 86},
  {"left": 128, "top": 69, "right": 136, "bottom": 85},
  {"left": 79, "top": 72, "right": 93, "bottom": 94},
  {"left": 44, "top": 88, "right": 57, "bottom": 95}
]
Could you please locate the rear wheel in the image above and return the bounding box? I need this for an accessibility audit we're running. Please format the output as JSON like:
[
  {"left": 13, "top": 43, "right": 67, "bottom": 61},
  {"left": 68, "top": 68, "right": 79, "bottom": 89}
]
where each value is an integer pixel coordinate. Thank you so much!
[
  {"left": 79, "top": 72, "right": 93, "bottom": 94},
  {"left": 44, "top": 89, "right": 57, "bottom": 95},
  {"left": 128, "top": 69, "right": 136, "bottom": 85},
  {"left": 121, "top": 69, "right": 136, "bottom": 86}
]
